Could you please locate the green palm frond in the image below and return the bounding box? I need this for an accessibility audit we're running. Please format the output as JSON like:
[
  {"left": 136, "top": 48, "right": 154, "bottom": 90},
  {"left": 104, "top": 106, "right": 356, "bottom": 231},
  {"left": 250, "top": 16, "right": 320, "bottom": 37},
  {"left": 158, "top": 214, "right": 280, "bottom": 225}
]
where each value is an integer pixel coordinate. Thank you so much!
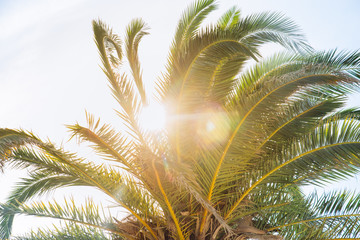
[
  {"left": 236, "top": 11, "right": 311, "bottom": 53},
  {"left": 257, "top": 96, "right": 346, "bottom": 151},
  {"left": 111, "top": 74, "right": 143, "bottom": 140},
  {"left": 0, "top": 198, "right": 118, "bottom": 237},
  {"left": 218, "top": 51, "right": 360, "bottom": 185},
  {"left": 125, "top": 18, "right": 149, "bottom": 104},
  {"left": 232, "top": 51, "right": 299, "bottom": 96},
  {"left": 0, "top": 171, "right": 88, "bottom": 238},
  {"left": 93, "top": 20, "right": 144, "bottom": 141},
  {"left": 159, "top": 4, "right": 311, "bottom": 103},
  {"left": 224, "top": 117, "right": 360, "bottom": 219},
  {"left": 272, "top": 117, "right": 360, "bottom": 185},
  {"left": 309, "top": 49, "right": 360, "bottom": 78},
  {"left": 312, "top": 190, "right": 360, "bottom": 216},
  {"left": 0, "top": 129, "right": 41, "bottom": 162},
  {"left": 0, "top": 130, "right": 160, "bottom": 238},
  {"left": 266, "top": 191, "right": 360, "bottom": 239},
  {"left": 68, "top": 112, "right": 135, "bottom": 169},
  {"left": 92, "top": 19, "right": 122, "bottom": 72},
  {"left": 324, "top": 107, "right": 360, "bottom": 122},
  {"left": 15, "top": 223, "right": 110, "bottom": 240},
  {"left": 217, "top": 6, "right": 240, "bottom": 30},
  {"left": 161, "top": 0, "right": 217, "bottom": 103},
  {"left": 232, "top": 49, "right": 360, "bottom": 106},
  {"left": 173, "top": 0, "right": 217, "bottom": 48}
]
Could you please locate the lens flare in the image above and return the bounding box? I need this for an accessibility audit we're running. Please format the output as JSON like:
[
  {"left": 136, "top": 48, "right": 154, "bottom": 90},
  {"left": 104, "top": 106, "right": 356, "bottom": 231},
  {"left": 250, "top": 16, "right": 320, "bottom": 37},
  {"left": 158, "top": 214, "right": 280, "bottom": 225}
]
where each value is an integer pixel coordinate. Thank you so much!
[{"left": 197, "top": 105, "right": 231, "bottom": 147}]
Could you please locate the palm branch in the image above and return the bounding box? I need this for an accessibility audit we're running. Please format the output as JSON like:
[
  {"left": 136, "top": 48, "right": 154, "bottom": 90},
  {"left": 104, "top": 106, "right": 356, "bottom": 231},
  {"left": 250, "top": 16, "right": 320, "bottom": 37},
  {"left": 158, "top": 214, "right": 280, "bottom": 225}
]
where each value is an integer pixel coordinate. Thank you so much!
[{"left": 1, "top": 1, "right": 360, "bottom": 239}]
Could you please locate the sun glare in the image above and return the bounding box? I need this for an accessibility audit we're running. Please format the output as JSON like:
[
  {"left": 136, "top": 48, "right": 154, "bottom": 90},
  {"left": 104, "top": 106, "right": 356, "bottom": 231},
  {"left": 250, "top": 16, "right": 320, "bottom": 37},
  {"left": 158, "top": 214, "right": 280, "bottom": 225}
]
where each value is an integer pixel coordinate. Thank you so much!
[{"left": 139, "top": 103, "right": 166, "bottom": 131}]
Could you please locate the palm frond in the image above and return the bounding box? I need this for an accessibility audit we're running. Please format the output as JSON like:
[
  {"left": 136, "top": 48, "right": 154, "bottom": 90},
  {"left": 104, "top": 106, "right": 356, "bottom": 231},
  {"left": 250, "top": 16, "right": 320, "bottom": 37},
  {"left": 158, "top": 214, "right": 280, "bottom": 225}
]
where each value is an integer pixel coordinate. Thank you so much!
[
  {"left": 0, "top": 198, "right": 119, "bottom": 237},
  {"left": 257, "top": 96, "right": 346, "bottom": 151},
  {"left": 217, "top": 6, "right": 240, "bottom": 30},
  {"left": 125, "top": 18, "right": 149, "bottom": 104},
  {"left": 93, "top": 20, "right": 144, "bottom": 141},
  {"left": 324, "top": 107, "right": 360, "bottom": 122},
  {"left": 237, "top": 11, "right": 312, "bottom": 53},
  {"left": 173, "top": 0, "right": 217, "bottom": 48},
  {"left": 0, "top": 129, "right": 41, "bottom": 165},
  {"left": 92, "top": 19, "right": 122, "bottom": 73},
  {"left": 0, "top": 130, "right": 159, "bottom": 238},
  {"left": 67, "top": 113, "right": 134, "bottom": 169},
  {"left": 216, "top": 51, "right": 360, "bottom": 197},
  {"left": 15, "top": 223, "right": 110, "bottom": 240},
  {"left": 225, "top": 117, "right": 360, "bottom": 219},
  {"left": 267, "top": 191, "right": 360, "bottom": 239},
  {"left": 0, "top": 171, "right": 88, "bottom": 238},
  {"left": 151, "top": 160, "right": 185, "bottom": 240}
]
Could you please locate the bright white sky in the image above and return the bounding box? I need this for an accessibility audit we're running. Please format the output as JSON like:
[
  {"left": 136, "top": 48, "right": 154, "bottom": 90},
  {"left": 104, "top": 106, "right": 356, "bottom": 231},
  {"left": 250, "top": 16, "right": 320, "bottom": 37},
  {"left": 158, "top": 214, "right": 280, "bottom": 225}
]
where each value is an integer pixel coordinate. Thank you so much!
[{"left": 1, "top": 0, "right": 360, "bottom": 236}]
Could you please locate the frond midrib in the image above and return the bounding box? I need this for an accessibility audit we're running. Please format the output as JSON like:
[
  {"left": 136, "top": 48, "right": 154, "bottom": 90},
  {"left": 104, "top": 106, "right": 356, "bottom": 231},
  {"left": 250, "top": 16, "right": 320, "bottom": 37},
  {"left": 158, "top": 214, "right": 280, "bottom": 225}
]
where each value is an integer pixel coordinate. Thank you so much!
[{"left": 225, "top": 141, "right": 360, "bottom": 219}]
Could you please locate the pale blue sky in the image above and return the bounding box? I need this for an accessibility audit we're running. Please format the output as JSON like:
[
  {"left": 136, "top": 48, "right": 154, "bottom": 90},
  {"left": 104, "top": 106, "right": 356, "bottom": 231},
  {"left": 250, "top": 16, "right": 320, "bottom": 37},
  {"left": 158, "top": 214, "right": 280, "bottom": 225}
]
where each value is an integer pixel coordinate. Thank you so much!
[{"left": 1, "top": 0, "right": 360, "bottom": 236}]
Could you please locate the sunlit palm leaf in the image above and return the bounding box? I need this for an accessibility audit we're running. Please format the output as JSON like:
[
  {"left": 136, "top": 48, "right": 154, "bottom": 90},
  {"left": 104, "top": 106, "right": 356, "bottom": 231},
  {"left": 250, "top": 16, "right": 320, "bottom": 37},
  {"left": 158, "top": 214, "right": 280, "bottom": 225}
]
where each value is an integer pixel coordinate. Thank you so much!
[
  {"left": 15, "top": 223, "right": 110, "bottom": 240},
  {"left": 125, "top": 18, "right": 149, "bottom": 104},
  {"left": 217, "top": 6, "right": 240, "bottom": 30}
]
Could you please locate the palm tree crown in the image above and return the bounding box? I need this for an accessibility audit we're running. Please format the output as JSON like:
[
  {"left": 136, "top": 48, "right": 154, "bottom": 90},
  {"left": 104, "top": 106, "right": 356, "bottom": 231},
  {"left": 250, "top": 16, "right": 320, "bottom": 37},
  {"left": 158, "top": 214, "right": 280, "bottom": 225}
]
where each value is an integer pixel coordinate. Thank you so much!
[{"left": 1, "top": 0, "right": 360, "bottom": 239}]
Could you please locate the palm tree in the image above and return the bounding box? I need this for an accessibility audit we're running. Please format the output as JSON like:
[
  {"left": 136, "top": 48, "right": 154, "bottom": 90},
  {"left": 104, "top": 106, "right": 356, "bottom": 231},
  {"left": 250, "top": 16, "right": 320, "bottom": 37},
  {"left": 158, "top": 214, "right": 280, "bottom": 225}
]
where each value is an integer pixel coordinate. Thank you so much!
[{"left": 1, "top": 0, "right": 360, "bottom": 239}]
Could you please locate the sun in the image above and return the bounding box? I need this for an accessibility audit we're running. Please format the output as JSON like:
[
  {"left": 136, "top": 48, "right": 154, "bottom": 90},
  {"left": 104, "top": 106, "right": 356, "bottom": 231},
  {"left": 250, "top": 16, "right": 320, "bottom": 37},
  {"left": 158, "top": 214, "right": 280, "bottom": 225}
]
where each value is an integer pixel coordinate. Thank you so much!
[{"left": 139, "top": 102, "right": 166, "bottom": 131}]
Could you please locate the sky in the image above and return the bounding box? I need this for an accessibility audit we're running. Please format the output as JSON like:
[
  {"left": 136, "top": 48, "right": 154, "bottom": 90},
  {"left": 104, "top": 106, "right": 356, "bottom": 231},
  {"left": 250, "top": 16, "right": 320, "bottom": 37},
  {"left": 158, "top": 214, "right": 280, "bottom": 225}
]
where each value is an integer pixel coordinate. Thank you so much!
[{"left": 1, "top": 0, "right": 360, "bottom": 236}]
